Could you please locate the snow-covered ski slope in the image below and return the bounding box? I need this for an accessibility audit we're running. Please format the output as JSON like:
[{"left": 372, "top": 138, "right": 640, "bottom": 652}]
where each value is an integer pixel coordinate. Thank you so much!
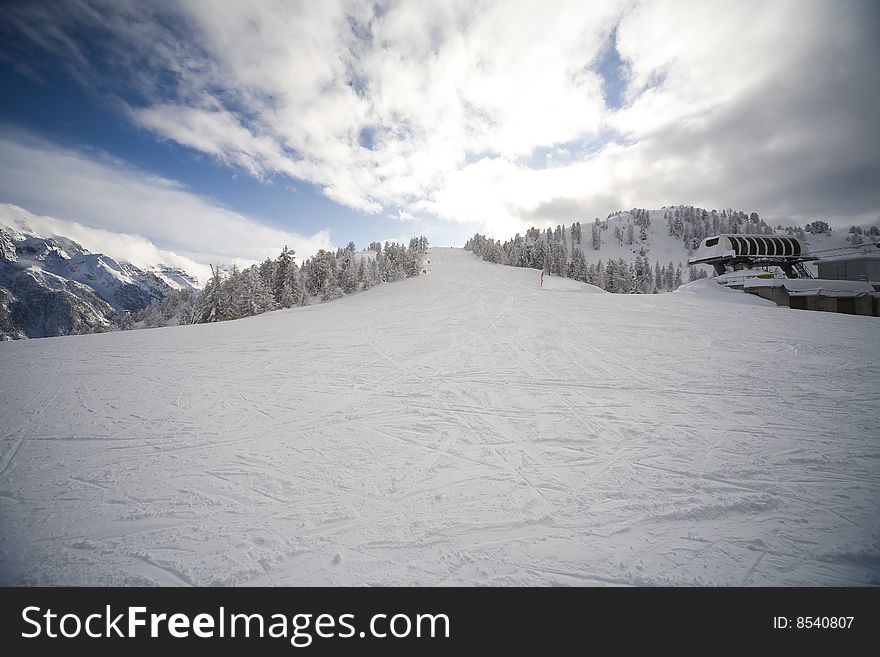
[{"left": 1, "top": 248, "right": 878, "bottom": 586}]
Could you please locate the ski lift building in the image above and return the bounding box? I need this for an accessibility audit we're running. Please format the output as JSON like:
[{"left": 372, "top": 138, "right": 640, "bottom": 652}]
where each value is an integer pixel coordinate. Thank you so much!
[
  {"left": 689, "top": 234, "right": 816, "bottom": 278},
  {"left": 814, "top": 252, "right": 880, "bottom": 287}
]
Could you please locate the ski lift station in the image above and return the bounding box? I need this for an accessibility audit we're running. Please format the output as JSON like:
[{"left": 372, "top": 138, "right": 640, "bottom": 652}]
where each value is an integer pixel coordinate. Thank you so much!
[
  {"left": 814, "top": 252, "right": 880, "bottom": 285},
  {"left": 690, "top": 234, "right": 880, "bottom": 316},
  {"left": 689, "top": 234, "right": 816, "bottom": 278}
]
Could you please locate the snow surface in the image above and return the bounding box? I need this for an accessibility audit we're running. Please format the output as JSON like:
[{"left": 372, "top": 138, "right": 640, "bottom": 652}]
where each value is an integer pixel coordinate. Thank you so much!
[
  {"left": 541, "top": 275, "right": 606, "bottom": 294},
  {"left": 1, "top": 248, "right": 878, "bottom": 586},
  {"left": 674, "top": 278, "right": 783, "bottom": 306}
]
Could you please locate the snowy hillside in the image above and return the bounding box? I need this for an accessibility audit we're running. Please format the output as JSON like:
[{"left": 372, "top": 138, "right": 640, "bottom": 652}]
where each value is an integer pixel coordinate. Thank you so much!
[
  {"left": 0, "top": 204, "right": 201, "bottom": 339},
  {"left": 600, "top": 207, "right": 877, "bottom": 271},
  {"left": 467, "top": 206, "right": 880, "bottom": 292},
  {"left": 1, "top": 248, "right": 877, "bottom": 586}
]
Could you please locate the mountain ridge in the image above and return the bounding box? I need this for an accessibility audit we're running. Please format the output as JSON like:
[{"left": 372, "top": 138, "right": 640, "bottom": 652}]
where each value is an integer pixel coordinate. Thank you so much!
[{"left": 0, "top": 206, "right": 200, "bottom": 339}]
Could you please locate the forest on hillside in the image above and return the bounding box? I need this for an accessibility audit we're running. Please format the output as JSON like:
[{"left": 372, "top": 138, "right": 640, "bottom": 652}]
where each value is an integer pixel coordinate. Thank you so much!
[
  {"left": 130, "top": 237, "right": 429, "bottom": 329},
  {"left": 466, "top": 205, "right": 879, "bottom": 294}
]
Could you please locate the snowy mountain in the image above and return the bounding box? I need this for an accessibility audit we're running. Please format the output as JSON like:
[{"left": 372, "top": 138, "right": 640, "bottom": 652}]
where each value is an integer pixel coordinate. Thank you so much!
[
  {"left": 0, "top": 266, "right": 117, "bottom": 340},
  {"left": 0, "top": 207, "right": 200, "bottom": 339},
  {"left": 1, "top": 248, "right": 877, "bottom": 586}
]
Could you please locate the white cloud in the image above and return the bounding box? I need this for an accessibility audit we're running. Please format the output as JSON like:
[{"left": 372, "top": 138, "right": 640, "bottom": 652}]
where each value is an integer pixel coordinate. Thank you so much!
[
  {"left": 2, "top": 0, "right": 878, "bottom": 241},
  {"left": 0, "top": 128, "right": 332, "bottom": 268},
  {"left": 2, "top": 1, "right": 620, "bottom": 216},
  {"left": 418, "top": 0, "right": 880, "bottom": 234}
]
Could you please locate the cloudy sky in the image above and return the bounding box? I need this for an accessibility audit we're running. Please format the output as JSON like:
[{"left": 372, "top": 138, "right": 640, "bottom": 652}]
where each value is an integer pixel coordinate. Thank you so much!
[{"left": 1, "top": 0, "right": 878, "bottom": 268}]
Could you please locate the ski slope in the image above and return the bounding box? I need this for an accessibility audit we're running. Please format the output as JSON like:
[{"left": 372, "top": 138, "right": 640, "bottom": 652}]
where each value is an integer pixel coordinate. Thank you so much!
[{"left": 1, "top": 248, "right": 878, "bottom": 586}]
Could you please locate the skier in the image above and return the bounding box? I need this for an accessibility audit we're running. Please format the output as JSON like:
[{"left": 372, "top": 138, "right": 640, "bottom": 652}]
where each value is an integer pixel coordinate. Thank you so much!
[{"left": 540, "top": 271, "right": 544, "bottom": 288}]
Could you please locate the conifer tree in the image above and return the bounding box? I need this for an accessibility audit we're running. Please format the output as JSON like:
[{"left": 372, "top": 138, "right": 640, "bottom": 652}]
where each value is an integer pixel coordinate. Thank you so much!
[
  {"left": 595, "top": 260, "right": 605, "bottom": 290},
  {"left": 197, "top": 264, "right": 224, "bottom": 322},
  {"left": 274, "top": 245, "right": 296, "bottom": 308}
]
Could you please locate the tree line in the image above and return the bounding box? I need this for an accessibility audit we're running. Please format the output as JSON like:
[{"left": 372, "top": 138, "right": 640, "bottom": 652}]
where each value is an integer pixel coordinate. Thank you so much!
[
  {"left": 129, "top": 236, "right": 429, "bottom": 329},
  {"left": 464, "top": 227, "right": 706, "bottom": 294}
]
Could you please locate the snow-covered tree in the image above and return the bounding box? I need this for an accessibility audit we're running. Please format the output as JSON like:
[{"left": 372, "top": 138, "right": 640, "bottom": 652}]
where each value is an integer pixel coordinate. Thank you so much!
[
  {"left": 339, "top": 251, "right": 358, "bottom": 294},
  {"left": 594, "top": 260, "right": 605, "bottom": 290},
  {"left": 570, "top": 248, "right": 587, "bottom": 282},
  {"left": 196, "top": 264, "right": 224, "bottom": 323},
  {"left": 591, "top": 221, "right": 601, "bottom": 250},
  {"left": 274, "top": 245, "right": 296, "bottom": 308},
  {"left": 322, "top": 272, "right": 343, "bottom": 301}
]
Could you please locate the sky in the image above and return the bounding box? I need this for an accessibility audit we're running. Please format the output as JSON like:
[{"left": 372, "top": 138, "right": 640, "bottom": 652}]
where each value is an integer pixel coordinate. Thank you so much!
[{"left": 1, "top": 0, "right": 878, "bottom": 269}]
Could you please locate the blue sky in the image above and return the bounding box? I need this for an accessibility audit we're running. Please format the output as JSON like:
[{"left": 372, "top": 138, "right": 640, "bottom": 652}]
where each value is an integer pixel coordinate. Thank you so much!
[
  {"left": 0, "top": 1, "right": 877, "bottom": 271},
  {"left": 0, "top": 52, "right": 421, "bottom": 250}
]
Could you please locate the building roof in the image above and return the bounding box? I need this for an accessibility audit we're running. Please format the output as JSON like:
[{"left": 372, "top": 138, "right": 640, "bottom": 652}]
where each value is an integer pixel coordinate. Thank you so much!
[
  {"left": 814, "top": 251, "right": 880, "bottom": 264},
  {"left": 743, "top": 278, "right": 875, "bottom": 297}
]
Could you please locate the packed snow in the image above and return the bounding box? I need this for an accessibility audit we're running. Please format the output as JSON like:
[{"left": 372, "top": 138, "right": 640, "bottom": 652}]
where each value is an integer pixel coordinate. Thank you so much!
[{"left": 0, "top": 248, "right": 878, "bottom": 586}]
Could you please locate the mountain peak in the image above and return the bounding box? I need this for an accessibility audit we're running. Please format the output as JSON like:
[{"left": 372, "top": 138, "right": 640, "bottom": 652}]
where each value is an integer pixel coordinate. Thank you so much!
[{"left": 1, "top": 213, "right": 202, "bottom": 339}]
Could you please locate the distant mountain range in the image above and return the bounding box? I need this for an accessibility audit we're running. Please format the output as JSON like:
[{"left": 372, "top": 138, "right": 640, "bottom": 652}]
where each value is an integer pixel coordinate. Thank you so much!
[{"left": 1, "top": 210, "right": 200, "bottom": 339}]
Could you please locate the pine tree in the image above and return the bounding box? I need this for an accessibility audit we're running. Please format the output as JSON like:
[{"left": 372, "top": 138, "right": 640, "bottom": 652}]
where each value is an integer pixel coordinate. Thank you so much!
[
  {"left": 633, "top": 255, "right": 652, "bottom": 293},
  {"left": 617, "top": 258, "right": 633, "bottom": 294},
  {"left": 227, "top": 263, "right": 251, "bottom": 318},
  {"left": 322, "top": 268, "right": 343, "bottom": 301},
  {"left": 595, "top": 260, "right": 606, "bottom": 290},
  {"left": 605, "top": 259, "right": 617, "bottom": 292},
  {"left": 570, "top": 248, "right": 587, "bottom": 282},
  {"left": 197, "top": 264, "right": 224, "bottom": 322},
  {"left": 259, "top": 257, "right": 276, "bottom": 300},
  {"left": 367, "top": 258, "right": 380, "bottom": 289},
  {"left": 249, "top": 264, "right": 274, "bottom": 314},
  {"left": 554, "top": 237, "right": 568, "bottom": 276},
  {"left": 274, "top": 245, "right": 296, "bottom": 308},
  {"left": 339, "top": 252, "right": 358, "bottom": 294}
]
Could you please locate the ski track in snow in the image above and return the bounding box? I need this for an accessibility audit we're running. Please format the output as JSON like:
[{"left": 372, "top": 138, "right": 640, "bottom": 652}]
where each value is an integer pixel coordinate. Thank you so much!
[{"left": 0, "top": 248, "right": 878, "bottom": 586}]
